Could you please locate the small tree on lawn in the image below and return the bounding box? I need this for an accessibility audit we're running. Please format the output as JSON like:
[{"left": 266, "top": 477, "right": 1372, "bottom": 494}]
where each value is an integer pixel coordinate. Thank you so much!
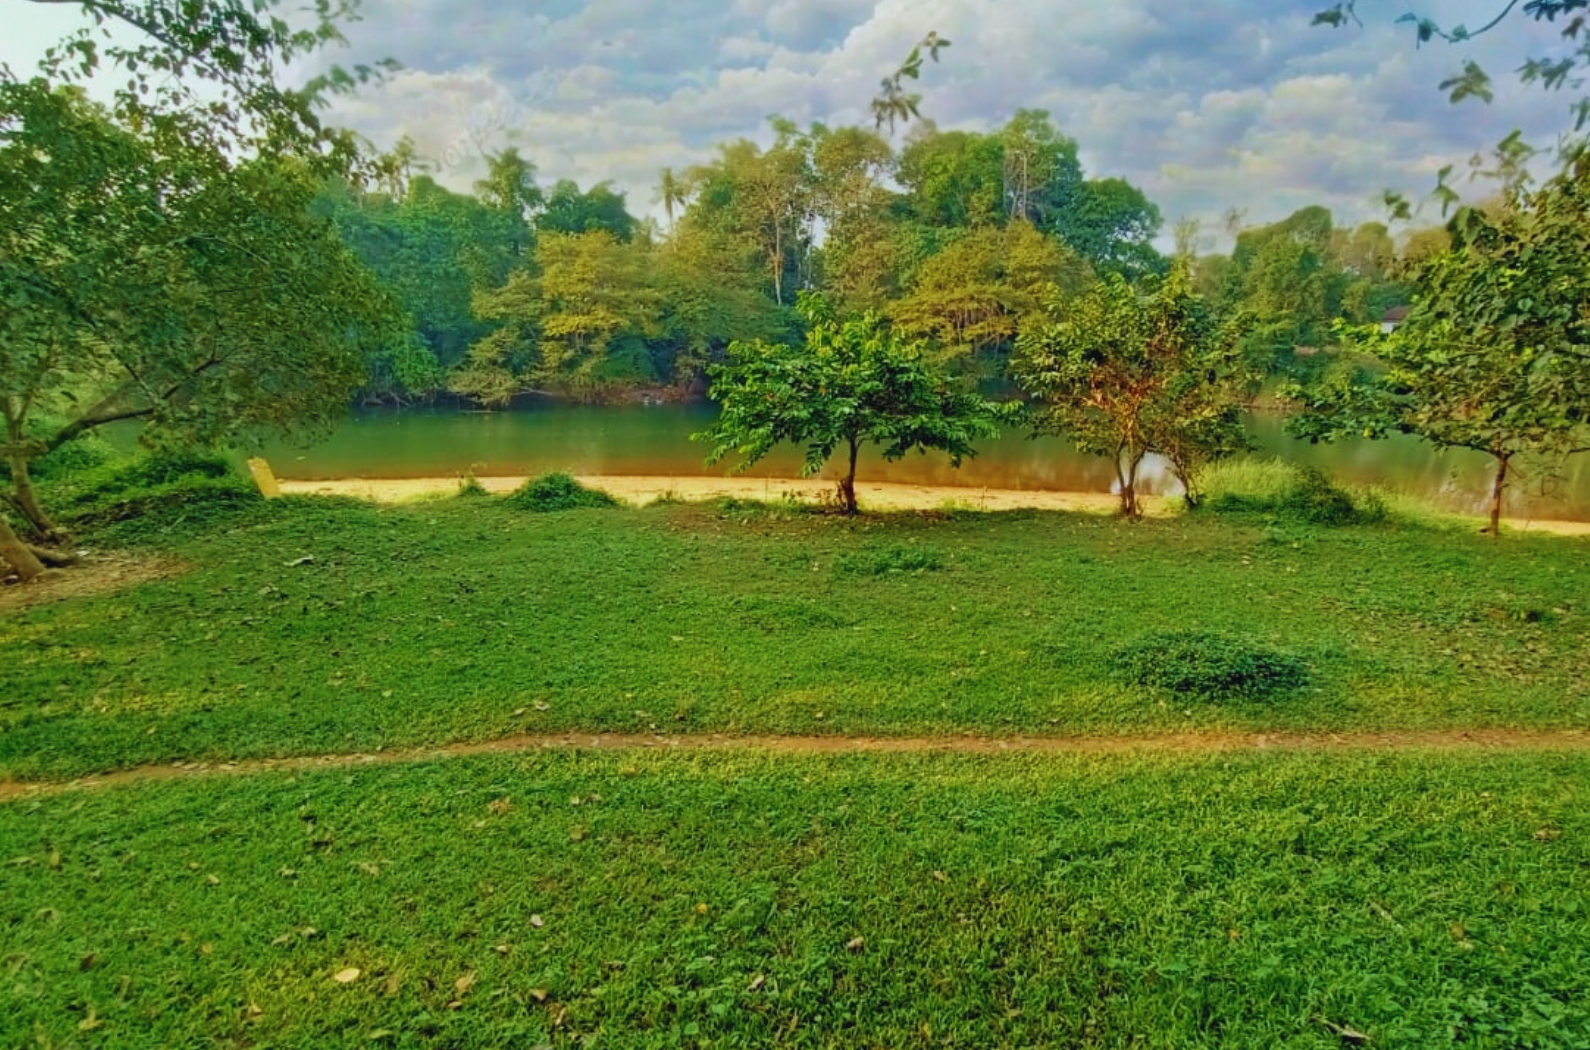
[
  {"left": 1011, "top": 262, "right": 1256, "bottom": 517},
  {"left": 1287, "top": 154, "right": 1590, "bottom": 536},
  {"left": 697, "top": 293, "right": 1008, "bottom": 514}
]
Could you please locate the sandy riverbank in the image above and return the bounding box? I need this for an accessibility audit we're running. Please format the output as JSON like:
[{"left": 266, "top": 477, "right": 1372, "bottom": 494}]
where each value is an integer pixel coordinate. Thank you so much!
[
  {"left": 274, "top": 474, "right": 1590, "bottom": 535},
  {"left": 278, "top": 474, "right": 1134, "bottom": 514}
]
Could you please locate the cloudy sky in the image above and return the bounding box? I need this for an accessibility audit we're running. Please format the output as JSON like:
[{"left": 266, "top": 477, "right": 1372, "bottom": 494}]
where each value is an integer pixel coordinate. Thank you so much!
[{"left": 5, "top": 0, "right": 1574, "bottom": 246}]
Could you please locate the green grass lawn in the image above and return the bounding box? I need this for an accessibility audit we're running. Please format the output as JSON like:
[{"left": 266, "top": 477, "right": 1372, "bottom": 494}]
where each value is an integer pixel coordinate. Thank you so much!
[
  {"left": 3, "top": 748, "right": 1588, "bottom": 1049},
  {"left": 3, "top": 496, "right": 1588, "bottom": 779}
]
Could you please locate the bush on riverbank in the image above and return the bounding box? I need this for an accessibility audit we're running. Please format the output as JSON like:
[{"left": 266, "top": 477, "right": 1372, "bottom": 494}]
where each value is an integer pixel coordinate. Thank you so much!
[
  {"left": 1203, "top": 460, "right": 1387, "bottom": 526},
  {"left": 504, "top": 472, "right": 619, "bottom": 512}
]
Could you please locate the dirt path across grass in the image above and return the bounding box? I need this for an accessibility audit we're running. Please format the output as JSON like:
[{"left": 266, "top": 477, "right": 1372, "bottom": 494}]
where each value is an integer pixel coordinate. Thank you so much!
[{"left": 5, "top": 728, "right": 1589, "bottom": 802}]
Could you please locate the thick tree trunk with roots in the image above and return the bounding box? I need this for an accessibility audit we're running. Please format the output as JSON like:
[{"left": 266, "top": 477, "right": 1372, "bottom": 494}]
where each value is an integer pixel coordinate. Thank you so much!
[
  {"left": 837, "top": 437, "right": 861, "bottom": 515},
  {"left": 1486, "top": 452, "right": 1511, "bottom": 538},
  {"left": 0, "top": 515, "right": 46, "bottom": 582},
  {"left": 7, "top": 453, "right": 66, "bottom": 541}
]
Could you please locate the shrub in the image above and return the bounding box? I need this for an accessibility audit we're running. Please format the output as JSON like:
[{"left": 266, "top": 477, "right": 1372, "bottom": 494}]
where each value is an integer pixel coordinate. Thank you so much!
[
  {"left": 457, "top": 474, "right": 491, "bottom": 499},
  {"left": 504, "top": 473, "right": 618, "bottom": 512},
  {"left": 1205, "top": 461, "right": 1386, "bottom": 526},
  {"left": 1279, "top": 469, "right": 1360, "bottom": 525},
  {"left": 25, "top": 437, "right": 117, "bottom": 481},
  {"left": 1110, "top": 630, "right": 1308, "bottom": 700},
  {"left": 102, "top": 451, "right": 233, "bottom": 491},
  {"left": 40, "top": 451, "right": 258, "bottom": 536},
  {"left": 74, "top": 474, "right": 263, "bottom": 534},
  {"left": 835, "top": 544, "right": 944, "bottom": 577}
]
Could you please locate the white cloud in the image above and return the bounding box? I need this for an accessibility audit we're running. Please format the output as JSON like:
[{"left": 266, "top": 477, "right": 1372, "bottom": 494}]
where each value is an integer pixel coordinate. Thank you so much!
[{"left": 12, "top": 0, "right": 1573, "bottom": 244}]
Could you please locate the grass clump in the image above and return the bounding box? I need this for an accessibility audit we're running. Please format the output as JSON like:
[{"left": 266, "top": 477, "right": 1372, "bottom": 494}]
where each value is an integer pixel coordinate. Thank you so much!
[
  {"left": 503, "top": 472, "right": 618, "bottom": 512},
  {"left": 456, "top": 473, "right": 491, "bottom": 498},
  {"left": 1111, "top": 629, "right": 1309, "bottom": 700},
  {"left": 834, "top": 543, "right": 944, "bottom": 577},
  {"left": 50, "top": 451, "right": 260, "bottom": 534},
  {"left": 1206, "top": 461, "right": 1387, "bottom": 526}
]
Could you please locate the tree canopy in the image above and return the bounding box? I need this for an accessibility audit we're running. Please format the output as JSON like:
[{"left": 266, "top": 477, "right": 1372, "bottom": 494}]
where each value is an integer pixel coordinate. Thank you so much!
[
  {"left": 1012, "top": 263, "right": 1257, "bottom": 517},
  {"left": 1287, "top": 152, "right": 1590, "bottom": 534}
]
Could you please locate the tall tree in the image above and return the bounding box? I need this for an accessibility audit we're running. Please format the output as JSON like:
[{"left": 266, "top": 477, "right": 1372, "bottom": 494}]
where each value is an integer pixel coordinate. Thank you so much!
[
  {"left": 1057, "top": 177, "right": 1165, "bottom": 279},
  {"left": 896, "top": 125, "right": 1007, "bottom": 229},
  {"left": 656, "top": 167, "right": 689, "bottom": 229},
  {"left": 999, "top": 109, "right": 1084, "bottom": 227},
  {"left": 685, "top": 123, "right": 814, "bottom": 306},
  {"left": 699, "top": 293, "right": 1006, "bottom": 514},
  {"left": 453, "top": 230, "right": 659, "bottom": 403},
  {"left": 890, "top": 222, "right": 1093, "bottom": 367},
  {"left": 1, "top": 85, "right": 400, "bottom": 566},
  {"left": 540, "top": 179, "right": 638, "bottom": 242}
]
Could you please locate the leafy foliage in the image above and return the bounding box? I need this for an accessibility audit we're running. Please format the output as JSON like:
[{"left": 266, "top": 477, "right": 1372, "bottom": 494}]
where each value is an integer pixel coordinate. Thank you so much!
[
  {"left": 1012, "top": 262, "right": 1258, "bottom": 515},
  {"left": 0, "top": 82, "right": 401, "bottom": 562},
  {"left": 1314, "top": 0, "right": 1590, "bottom": 129},
  {"left": 834, "top": 543, "right": 945, "bottom": 576},
  {"left": 504, "top": 473, "right": 619, "bottom": 512},
  {"left": 699, "top": 294, "right": 1009, "bottom": 513},
  {"left": 1207, "top": 464, "right": 1387, "bottom": 526},
  {"left": 1286, "top": 154, "right": 1590, "bottom": 533},
  {"left": 1111, "top": 630, "right": 1310, "bottom": 700}
]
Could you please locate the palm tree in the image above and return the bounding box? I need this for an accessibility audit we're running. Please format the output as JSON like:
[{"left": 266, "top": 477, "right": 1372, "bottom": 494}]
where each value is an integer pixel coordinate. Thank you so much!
[{"left": 657, "top": 167, "right": 688, "bottom": 230}]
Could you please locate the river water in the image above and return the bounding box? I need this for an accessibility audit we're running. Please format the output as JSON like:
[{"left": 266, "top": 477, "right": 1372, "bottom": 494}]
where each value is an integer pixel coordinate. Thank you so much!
[{"left": 263, "top": 403, "right": 1590, "bottom": 522}]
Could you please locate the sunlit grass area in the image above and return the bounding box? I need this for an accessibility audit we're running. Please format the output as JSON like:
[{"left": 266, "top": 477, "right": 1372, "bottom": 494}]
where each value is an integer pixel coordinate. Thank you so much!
[
  {"left": 2, "top": 486, "right": 1586, "bottom": 779},
  {"left": 4, "top": 748, "right": 1587, "bottom": 1049}
]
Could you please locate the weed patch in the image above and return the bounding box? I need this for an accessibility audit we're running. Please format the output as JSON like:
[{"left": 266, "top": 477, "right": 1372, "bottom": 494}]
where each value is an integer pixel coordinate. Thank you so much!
[
  {"left": 834, "top": 543, "right": 945, "bottom": 577},
  {"left": 1112, "top": 630, "right": 1309, "bottom": 700}
]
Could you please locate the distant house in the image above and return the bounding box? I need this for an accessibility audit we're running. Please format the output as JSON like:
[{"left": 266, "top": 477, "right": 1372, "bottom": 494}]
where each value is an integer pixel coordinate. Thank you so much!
[{"left": 1381, "top": 306, "right": 1411, "bottom": 334}]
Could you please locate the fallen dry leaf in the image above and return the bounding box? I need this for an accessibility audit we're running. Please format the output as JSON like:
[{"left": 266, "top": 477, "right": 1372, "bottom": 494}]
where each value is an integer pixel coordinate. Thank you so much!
[
  {"left": 748, "top": 974, "right": 766, "bottom": 992},
  {"left": 494, "top": 943, "right": 512, "bottom": 955},
  {"left": 332, "top": 968, "right": 362, "bottom": 984},
  {"left": 530, "top": 914, "right": 545, "bottom": 928},
  {"left": 846, "top": 936, "right": 865, "bottom": 952},
  {"left": 1535, "top": 827, "right": 1563, "bottom": 842},
  {"left": 488, "top": 797, "right": 512, "bottom": 815},
  {"left": 529, "top": 988, "right": 549, "bottom": 1003}
]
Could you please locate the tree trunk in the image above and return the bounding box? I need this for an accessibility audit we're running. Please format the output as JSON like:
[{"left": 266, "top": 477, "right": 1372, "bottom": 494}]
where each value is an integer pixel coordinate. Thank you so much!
[
  {"left": 1116, "top": 447, "right": 1145, "bottom": 519},
  {"left": 0, "top": 515, "right": 45, "bottom": 582},
  {"left": 1487, "top": 453, "right": 1511, "bottom": 538},
  {"left": 7, "top": 453, "right": 65, "bottom": 541},
  {"left": 838, "top": 438, "right": 860, "bottom": 515}
]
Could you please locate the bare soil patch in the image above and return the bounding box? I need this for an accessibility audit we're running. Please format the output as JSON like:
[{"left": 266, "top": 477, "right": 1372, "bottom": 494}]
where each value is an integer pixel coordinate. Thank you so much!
[
  {"left": 0, "top": 551, "right": 183, "bottom": 612},
  {"left": 5, "top": 728, "right": 1587, "bottom": 803}
]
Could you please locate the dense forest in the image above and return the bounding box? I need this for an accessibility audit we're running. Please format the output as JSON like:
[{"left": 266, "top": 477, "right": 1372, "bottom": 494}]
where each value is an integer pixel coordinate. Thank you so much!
[{"left": 320, "top": 111, "right": 1420, "bottom": 405}]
